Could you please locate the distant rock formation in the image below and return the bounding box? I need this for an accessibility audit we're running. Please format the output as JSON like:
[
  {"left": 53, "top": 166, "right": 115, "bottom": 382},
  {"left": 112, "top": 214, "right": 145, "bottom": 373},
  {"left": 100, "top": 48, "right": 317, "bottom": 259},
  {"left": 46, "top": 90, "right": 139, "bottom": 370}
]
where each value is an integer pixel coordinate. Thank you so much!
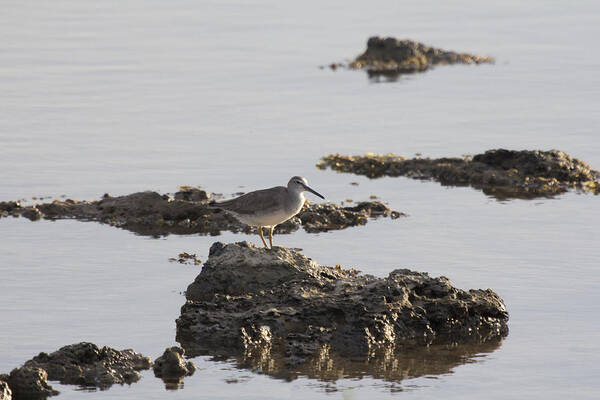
[
  {"left": 348, "top": 36, "right": 493, "bottom": 77},
  {"left": 318, "top": 149, "right": 600, "bottom": 200}
]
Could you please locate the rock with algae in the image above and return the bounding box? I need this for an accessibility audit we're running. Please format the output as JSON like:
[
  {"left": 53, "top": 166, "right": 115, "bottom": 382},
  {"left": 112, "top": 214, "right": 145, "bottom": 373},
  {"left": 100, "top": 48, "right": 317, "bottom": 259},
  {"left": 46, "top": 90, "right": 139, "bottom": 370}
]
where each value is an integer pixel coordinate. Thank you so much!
[
  {"left": 317, "top": 149, "right": 600, "bottom": 200},
  {"left": 348, "top": 36, "right": 493, "bottom": 76},
  {"left": 0, "top": 188, "right": 403, "bottom": 236},
  {"left": 176, "top": 242, "right": 509, "bottom": 370}
]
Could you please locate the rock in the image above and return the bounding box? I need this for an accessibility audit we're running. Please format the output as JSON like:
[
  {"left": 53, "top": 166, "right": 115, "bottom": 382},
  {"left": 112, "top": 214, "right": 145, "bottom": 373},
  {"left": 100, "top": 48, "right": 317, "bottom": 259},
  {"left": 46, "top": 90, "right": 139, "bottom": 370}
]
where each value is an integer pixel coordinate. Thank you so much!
[
  {"left": 279, "top": 201, "right": 406, "bottom": 233},
  {"left": 0, "top": 380, "right": 12, "bottom": 400},
  {"left": 346, "top": 36, "right": 493, "bottom": 77},
  {"left": 0, "top": 201, "right": 20, "bottom": 213},
  {"left": 1, "top": 190, "right": 402, "bottom": 236},
  {"left": 176, "top": 242, "right": 509, "bottom": 370},
  {"left": 174, "top": 187, "right": 209, "bottom": 202},
  {"left": 22, "top": 342, "right": 151, "bottom": 390},
  {"left": 153, "top": 347, "right": 195, "bottom": 390},
  {"left": 317, "top": 149, "right": 600, "bottom": 200},
  {"left": 21, "top": 207, "right": 41, "bottom": 221},
  {"left": 1, "top": 366, "right": 58, "bottom": 399}
]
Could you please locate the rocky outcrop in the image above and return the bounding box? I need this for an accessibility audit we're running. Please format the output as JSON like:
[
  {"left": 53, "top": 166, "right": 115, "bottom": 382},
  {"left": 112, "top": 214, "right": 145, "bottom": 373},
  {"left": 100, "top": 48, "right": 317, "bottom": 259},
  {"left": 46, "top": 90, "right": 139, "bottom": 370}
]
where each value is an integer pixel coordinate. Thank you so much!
[
  {"left": 0, "top": 367, "right": 58, "bottom": 399},
  {"left": 22, "top": 343, "right": 151, "bottom": 390},
  {"left": 176, "top": 242, "right": 509, "bottom": 373},
  {"left": 318, "top": 149, "right": 600, "bottom": 200},
  {"left": 348, "top": 36, "right": 493, "bottom": 77},
  {"left": 0, "top": 188, "right": 403, "bottom": 236},
  {"left": 1, "top": 344, "right": 151, "bottom": 398},
  {"left": 153, "top": 347, "right": 195, "bottom": 390}
]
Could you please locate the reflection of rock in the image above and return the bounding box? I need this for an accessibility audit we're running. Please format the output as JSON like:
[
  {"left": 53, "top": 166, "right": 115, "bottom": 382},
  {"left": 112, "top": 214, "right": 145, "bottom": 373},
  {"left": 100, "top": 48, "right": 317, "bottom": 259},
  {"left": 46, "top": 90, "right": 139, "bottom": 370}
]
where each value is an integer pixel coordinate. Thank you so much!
[
  {"left": 0, "top": 367, "right": 58, "bottom": 399},
  {"left": 21, "top": 343, "right": 151, "bottom": 390},
  {"left": 231, "top": 336, "right": 503, "bottom": 384},
  {"left": 347, "top": 36, "right": 493, "bottom": 78},
  {"left": 0, "top": 189, "right": 402, "bottom": 237},
  {"left": 153, "top": 347, "right": 195, "bottom": 390},
  {"left": 318, "top": 149, "right": 600, "bottom": 200},
  {"left": 177, "top": 242, "right": 509, "bottom": 373}
]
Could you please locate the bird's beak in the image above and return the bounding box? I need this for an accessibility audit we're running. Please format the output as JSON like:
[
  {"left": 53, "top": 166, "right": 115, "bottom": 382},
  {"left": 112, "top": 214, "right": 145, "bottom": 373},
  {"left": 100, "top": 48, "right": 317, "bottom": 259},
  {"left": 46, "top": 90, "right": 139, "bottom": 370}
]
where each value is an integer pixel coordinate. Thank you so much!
[{"left": 303, "top": 184, "right": 325, "bottom": 199}]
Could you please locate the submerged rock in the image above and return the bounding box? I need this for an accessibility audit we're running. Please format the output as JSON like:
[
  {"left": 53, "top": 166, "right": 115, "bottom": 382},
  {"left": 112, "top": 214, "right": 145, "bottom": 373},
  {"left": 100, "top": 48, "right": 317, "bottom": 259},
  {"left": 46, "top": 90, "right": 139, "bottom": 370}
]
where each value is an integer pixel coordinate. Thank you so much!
[
  {"left": 21, "top": 342, "right": 151, "bottom": 390},
  {"left": 0, "top": 189, "right": 402, "bottom": 236},
  {"left": 176, "top": 242, "right": 509, "bottom": 372},
  {"left": 0, "top": 367, "right": 58, "bottom": 399},
  {"left": 318, "top": 149, "right": 600, "bottom": 200},
  {"left": 153, "top": 347, "right": 195, "bottom": 390},
  {"left": 347, "top": 36, "right": 493, "bottom": 78}
]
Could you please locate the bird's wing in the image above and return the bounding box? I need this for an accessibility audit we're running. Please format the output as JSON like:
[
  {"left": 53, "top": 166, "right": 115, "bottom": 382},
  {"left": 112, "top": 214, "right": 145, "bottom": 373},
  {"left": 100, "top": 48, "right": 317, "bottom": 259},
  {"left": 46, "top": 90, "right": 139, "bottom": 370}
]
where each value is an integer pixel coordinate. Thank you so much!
[{"left": 214, "top": 186, "right": 286, "bottom": 215}]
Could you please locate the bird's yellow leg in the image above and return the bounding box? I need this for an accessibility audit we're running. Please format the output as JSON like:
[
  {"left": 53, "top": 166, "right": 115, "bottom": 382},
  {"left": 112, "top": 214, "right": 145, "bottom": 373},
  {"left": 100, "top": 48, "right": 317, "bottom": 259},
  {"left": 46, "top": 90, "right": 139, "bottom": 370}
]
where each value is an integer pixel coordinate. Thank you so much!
[
  {"left": 268, "top": 226, "right": 274, "bottom": 249},
  {"left": 258, "top": 226, "right": 268, "bottom": 248}
]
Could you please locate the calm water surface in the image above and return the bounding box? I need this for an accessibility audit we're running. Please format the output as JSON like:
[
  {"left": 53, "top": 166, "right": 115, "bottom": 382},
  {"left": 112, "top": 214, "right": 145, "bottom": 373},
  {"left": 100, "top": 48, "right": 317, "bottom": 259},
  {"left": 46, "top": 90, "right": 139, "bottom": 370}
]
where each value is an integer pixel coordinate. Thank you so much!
[{"left": 1, "top": 1, "right": 599, "bottom": 399}]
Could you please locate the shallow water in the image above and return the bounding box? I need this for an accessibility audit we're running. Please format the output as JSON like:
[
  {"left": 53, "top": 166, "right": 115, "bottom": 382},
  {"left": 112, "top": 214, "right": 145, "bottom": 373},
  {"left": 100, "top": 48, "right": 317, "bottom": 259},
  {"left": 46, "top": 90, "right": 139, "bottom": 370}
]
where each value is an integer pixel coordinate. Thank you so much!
[{"left": 1, "top": 0, "right": 600, "bottom": 399}]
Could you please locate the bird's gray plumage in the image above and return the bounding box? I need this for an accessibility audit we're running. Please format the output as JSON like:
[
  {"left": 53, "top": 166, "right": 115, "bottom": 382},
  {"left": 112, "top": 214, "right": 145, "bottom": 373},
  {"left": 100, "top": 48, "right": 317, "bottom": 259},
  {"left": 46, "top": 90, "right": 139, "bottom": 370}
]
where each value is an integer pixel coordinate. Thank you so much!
[
  {"left": 209, "top": 176, "right": 324, "bottom": 249},
  {"left": 212, "top": 186, "right": 289, "bottom": 215}
]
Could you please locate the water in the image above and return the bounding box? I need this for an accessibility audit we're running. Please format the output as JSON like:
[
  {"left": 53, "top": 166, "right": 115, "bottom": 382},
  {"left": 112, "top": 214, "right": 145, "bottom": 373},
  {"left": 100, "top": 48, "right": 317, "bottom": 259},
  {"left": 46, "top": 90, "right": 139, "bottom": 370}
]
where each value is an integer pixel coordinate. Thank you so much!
[{"left": 1, "top": 0, "right": 599, "bottom": 399}]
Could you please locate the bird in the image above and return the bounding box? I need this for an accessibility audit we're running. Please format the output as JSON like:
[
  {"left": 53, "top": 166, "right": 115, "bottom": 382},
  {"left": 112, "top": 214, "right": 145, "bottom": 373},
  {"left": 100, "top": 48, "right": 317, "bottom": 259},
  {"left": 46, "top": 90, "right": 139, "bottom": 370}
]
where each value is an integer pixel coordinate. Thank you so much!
[{"left": 209, "top": 176, "right": 324, "bottom": 249}]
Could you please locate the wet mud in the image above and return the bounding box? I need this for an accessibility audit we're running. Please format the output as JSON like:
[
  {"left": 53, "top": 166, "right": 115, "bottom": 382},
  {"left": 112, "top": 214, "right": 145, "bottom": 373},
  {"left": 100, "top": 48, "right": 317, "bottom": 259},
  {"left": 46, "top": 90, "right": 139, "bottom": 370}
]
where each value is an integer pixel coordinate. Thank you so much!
[{"left": 317, "top": 149, "right": 600, "bottom": 200}]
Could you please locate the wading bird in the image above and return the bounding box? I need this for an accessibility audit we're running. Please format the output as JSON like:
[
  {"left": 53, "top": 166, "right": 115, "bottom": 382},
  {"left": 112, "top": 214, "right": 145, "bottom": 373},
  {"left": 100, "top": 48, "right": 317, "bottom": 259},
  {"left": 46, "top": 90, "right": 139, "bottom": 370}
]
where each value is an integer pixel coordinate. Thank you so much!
[{"left": 210, "top": 176, "right": 324, "bottom": 249}]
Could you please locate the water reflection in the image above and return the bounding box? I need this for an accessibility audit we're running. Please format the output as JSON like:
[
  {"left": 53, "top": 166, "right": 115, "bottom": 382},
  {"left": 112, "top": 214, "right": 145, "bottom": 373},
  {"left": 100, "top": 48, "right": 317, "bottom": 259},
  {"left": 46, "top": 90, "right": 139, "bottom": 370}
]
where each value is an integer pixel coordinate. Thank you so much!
[{"left": 183, "top": 337, "right": 503, "bottom": 387}]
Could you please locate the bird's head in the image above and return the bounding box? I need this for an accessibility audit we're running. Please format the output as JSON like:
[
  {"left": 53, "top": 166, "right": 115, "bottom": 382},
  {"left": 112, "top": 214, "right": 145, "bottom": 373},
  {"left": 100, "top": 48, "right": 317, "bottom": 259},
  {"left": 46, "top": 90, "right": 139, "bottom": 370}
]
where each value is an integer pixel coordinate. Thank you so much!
[{"left": 287, "top": 176, "right": 325, "bottom": 199}]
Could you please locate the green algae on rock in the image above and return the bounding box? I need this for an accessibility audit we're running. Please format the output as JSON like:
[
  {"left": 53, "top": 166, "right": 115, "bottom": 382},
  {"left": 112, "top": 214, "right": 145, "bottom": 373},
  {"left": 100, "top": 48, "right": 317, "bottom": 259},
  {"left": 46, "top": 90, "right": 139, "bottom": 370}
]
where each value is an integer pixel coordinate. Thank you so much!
[
  {"left": 348, "top": 36, "right": 493, "bottom": 77},
  {"left": 317, "top": 149, "right": 600, "bottom": 200}
]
